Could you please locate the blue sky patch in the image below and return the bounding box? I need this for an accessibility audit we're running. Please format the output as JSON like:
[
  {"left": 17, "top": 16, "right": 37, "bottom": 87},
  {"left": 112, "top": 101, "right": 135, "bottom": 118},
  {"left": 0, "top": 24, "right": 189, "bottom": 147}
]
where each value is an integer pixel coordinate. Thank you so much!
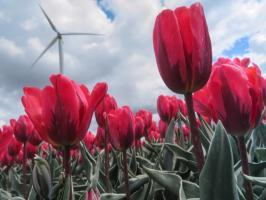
[
  {"left": 97, "top": 0, "right": 115, "bottom": 21},
  {"left": 223, "top": 36, "right": 249, "bottom": 57}
]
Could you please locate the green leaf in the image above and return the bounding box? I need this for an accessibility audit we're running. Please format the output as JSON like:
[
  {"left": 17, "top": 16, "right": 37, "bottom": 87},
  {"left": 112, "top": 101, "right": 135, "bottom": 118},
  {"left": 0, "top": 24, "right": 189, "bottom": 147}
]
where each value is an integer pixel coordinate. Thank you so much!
[
  {"left": 117, "top": 175, "right": 149, "bottom": 194},
  {"left": 62, "top": 176, "right": 74, "bottom": 200},
  {"left": 164, "top": 143, "right": 195, "bottom": 161},
  {"left": 181, "top": 180, "right": 200, "bottom": 199},
  {"left": 249, "top": 161, "right": 266, "bottom": 176},
  {"left": 243, "top": 174, "right": 266, "bottom": 187},
  {"left": 32, "top": 156, "right": 52, "bottom": 200},
  {"left": 142, "top": 166, "right": 181, "bottom": 195},
  {"left": 100, "top": 193, "right": 126, "bottom": 200},
  {"left": 162, "top": 119, "right": 176, "bottom": 171},
  {"left": 254, "top": 148, "right": 266, "bottom": 162},
  {"left": 199, "top": 121, "right": 239, "bottom": 200}
]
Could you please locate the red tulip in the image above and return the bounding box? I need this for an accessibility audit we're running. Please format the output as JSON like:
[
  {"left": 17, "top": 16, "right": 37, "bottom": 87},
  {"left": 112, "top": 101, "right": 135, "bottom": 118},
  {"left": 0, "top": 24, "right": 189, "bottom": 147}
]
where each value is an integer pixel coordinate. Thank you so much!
[
  {"left": 153, "top": 3, "right": 212, "bottom": 94},
  {"left": 83, "top": 131, "right": 95, "bottom": 153},
  {"left": 95, "top": 94, "right": 117, "bottom": 127},
  {"left": 22, "top": 74, "right": 107, "bottom": 148},
  {"left": 134, "top": 116, "right": 145, "bottom": 141},
  {"left": 94, "top": 126, "right": 105, "bottom": 149},
  {"left": 194, "top": 57, "right": 264, "bottom": 135},
  {"left": 26, "top": 143, "right": 37, "bottom": 159},
  {"left": 158, "top": 119, "right": 167, "bottom": 138},
  {"left": 157, "top": 95, "right": 187, "bottom": 123},
  {"left": 107, "top": 106, "right": 135, "bottom": 151},
  {"left": 135, "top": 109, "right": 152, "bottom": 134},
  {"left": 28, "top": 129, "right": 42, "bottom": 146},
  {"left": 8, "top": 137, "right": 22, "bottom": 157},
  {"left": 0, "top": 126, "right": 13, "bottom": 162},
  {"left": 12, "top": 115, "right": 34, "bottom": 143},
  {"left": 261, "top": 76, "right": 266, "bottom": 105}
]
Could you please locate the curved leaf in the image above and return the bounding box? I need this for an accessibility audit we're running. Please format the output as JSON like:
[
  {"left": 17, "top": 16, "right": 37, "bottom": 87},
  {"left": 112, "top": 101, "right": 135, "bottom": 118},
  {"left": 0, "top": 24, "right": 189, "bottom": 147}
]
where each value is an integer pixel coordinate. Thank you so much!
[{"left": 199, "top": 122, "right": 239, "bottom": 200}]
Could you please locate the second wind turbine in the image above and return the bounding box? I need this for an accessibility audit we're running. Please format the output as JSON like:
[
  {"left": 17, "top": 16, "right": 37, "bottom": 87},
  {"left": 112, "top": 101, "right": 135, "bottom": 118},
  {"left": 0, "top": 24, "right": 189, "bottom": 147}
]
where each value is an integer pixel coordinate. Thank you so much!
[{"left": 31, "top": 6, "right": 102, "bottom": 74}]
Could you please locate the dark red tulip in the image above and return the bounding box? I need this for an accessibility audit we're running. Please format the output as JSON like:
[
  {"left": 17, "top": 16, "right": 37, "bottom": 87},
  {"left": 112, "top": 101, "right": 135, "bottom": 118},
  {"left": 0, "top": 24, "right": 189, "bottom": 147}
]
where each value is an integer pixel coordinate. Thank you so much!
[
  {"left": 261, "top": 76, "right": 266, "bottom": 104},
  {"left": 135, "top": 109, "right": 152, "bottom": 134},
  {"left": 107, "top": 106, "right": 135, "bottom": 151},
  {"left": 22, "top": 74, "right": 107, "bottom": 148},
  {"left": 134, "top": 116, "right": 145, "bottom": 141},
  {"left": 194, "top": 57, "right": 264, "bottom": 135},
  {"left": 28, "top": 129, "right": 42, "bottom": 146},
  {"left": 95, "top": 94, "right": 117, "bottom": 127},
  {"left": 8, "top": 137, "right": 22, "bottom": 157},
  {"left": 153, "top": 3, "right": 212, "bottom": 94},
  {"left": 26, "top": 143, "right": 37, "bottom": 159},
  {"left": 12, "top": 115, "right": 34, "bottom": 143}
]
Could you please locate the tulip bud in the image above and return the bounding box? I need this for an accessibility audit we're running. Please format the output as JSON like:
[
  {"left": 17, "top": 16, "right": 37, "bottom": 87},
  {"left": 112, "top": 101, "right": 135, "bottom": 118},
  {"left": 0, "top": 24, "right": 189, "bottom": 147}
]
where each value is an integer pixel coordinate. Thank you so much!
[
  {"left": 153, "top": 3, "right": 212, "bottom": 94},
  {"left": 107, "top": 106, "right": 135, "bottom": 151}
]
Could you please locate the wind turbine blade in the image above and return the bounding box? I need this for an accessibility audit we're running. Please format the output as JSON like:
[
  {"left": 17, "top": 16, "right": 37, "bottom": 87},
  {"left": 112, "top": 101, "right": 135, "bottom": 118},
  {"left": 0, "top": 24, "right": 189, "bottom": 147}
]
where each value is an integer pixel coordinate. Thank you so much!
[
  {"left": 39, "top": 5, "right": 59, "bottom": 33},
  {"left": 61, "top": 32, "right": 103, "bottom": 36},
  {"left": 30, "top": 36, "right": 58, "bottom": 69},
  {"left": 58, "top": 38, "right": 64, "bottom": 74}
]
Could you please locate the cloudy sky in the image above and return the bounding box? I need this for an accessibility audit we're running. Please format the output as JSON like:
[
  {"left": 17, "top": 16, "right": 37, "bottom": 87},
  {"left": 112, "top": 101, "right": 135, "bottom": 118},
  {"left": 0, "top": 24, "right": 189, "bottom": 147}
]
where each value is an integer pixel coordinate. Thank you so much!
[{"left": 0, "top": 0, "right": 266, "bottom": 130}]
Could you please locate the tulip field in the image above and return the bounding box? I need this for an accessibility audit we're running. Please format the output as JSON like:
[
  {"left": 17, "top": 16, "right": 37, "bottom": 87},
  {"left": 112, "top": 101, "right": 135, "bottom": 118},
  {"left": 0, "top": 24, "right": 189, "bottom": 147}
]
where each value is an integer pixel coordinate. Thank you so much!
[{"left": 1, "top": 2, "right": 266, "bottom": 200}]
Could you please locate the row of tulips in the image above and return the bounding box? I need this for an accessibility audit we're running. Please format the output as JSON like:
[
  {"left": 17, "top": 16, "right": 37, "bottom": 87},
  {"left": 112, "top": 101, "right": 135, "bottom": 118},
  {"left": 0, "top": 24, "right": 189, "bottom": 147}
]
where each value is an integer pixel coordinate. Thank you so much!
[{"left": 1, "top": 1, "right": 266, "bottom": 200}]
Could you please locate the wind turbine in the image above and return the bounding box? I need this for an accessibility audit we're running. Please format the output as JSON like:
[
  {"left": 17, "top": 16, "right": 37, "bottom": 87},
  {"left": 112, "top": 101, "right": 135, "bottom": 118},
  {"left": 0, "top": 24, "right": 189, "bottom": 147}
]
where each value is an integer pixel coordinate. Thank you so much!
[{"left": 31, "top": 5, "right": 102, "bottom": 74}]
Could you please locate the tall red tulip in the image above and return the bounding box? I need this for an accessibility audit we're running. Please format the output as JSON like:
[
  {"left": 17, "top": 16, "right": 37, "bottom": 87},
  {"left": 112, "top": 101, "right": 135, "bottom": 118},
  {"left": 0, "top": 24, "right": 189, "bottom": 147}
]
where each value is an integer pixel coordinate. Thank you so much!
[
  {"left": 22, "top": 74, "right": 107, "bottom": 148},
  {"left": 95, "top": 93, "right": 117, "bottom": 192},
  {"left": 153, "top": 3, "right": 212, "bottom": 94},
  {"left": 107, "top": 106, "right": 134, "bottom": 200},
  {"left": 153, "top": 2, "right": 211, "bottom": 171}
]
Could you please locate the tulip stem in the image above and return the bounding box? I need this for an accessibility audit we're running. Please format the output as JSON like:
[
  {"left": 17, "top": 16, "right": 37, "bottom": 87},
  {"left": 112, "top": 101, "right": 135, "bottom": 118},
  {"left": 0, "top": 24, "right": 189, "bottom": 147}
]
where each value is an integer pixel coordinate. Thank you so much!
[
  {"left": 123, "top": 150, "right": 130, "bottom": 200},
  {"left": 184, "top": 93, "right": 204, "bottom": 172},
  {"left": 237, "top": 136, "right": 253, "bottom": 200},
  {"left": 63, "top": 146, "right": 73, "bottom": 200},
  {"left": 23, "top": 142, "right": 27, "bottom": 199},
  {"left": 104, "top": 118, "right": 110, "bottom": 192},
  {"left": 63, "top": 146, "right": 71, "bottom": 177}
]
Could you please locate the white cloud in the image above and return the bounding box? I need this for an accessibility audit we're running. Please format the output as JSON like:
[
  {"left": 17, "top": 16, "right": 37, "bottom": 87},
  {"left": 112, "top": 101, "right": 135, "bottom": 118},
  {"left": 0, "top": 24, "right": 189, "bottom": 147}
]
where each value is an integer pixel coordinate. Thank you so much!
[
  {"left": 20, "top": 18, "right": 38, "bottom": 31},
  {"left": 0, "top": 37, "right": 24, "bottom": 57},
  {"left": 1, "top": 0, "right": 266, "bottom": 127}
]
